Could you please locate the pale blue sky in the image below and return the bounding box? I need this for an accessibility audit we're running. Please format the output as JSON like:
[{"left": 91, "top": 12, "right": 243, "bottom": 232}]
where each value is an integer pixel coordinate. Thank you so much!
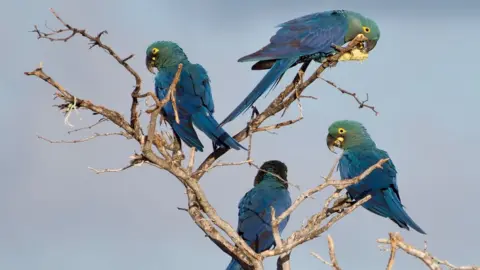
[{"left": 2, "top": 0, "right": 479, "bottom": 269}]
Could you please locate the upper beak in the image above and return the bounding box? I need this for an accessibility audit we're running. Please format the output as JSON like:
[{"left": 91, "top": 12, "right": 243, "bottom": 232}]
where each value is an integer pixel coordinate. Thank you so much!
[
  {"left": 326, "top": 134, "right": 337, "bottom": 153},
  {"left": 365, "top": 40, "right": 378, "bottom": 52},
  {"left": 146, "top": 56, "right": 155, "bottom": 74}
]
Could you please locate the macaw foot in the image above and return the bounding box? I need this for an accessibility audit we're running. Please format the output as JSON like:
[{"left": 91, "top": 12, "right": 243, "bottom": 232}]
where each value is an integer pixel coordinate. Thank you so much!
[
  {"left": 250, "top": 106, "right": 260, "bottom": 119},
  {"left": 172, "top": 149, "right": 185, "bottom": 165},
  {"left": 245, "top": 106, "right": 261, "bottom": 135},
  {"left": 159, "top": 114, "right": 168, "bottom": 126},
  {"left": 327, "top": 195, "right": 356, "bottom": 216},
  {"left": 212, "top": 141, "right": 221, "bottom": 151}
]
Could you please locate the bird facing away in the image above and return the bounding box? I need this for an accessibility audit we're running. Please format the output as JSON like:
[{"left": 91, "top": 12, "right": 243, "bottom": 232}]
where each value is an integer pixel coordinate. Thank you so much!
[
  {"left": 220, "top": 10, "right": 380, "bottom": 126},
  {"left": 145, "top": 41, "right": 245, "bottom": 152},
  {"left": 226, "top": 160, "right": 292, "bottom": 270},
  {"left": 326, "top": 120, "right": 426, "bottom": 234}
]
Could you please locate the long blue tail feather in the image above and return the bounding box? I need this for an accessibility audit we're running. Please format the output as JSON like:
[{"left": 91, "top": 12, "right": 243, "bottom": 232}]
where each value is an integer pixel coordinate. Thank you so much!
[
  {"left": 382, "top": 189, "right": 426, "bottom": 234},
  {"left": 168, "top": 117, "right": 204, "bottom": 152},
  {"left": 220, "top": 57, "right": 299, "bottom": 126},
  {"left": 192, "top": 108, "right": 246, "bottom": 150}
]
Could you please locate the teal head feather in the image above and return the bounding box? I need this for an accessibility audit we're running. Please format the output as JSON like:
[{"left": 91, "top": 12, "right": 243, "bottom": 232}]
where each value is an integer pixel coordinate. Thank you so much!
[
  {"left": 344, "top": 11, "right": 380, "bottom": 52},
  {"left": 145, "top": 41, "right": 188, "bottom": 73},
  {"left": 326, "top": 120, "right": 376, "bottom": 152}
]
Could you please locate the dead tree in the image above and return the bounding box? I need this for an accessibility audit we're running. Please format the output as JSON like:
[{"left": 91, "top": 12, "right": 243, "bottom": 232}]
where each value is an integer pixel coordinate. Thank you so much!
[{"left": 25, "top": 9, "right": 478, "bottom": 270}]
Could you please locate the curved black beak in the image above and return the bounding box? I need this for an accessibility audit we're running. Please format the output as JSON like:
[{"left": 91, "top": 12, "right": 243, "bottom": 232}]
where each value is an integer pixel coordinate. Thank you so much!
[
  {"left": 326, "top": 134, "right": 337, "bottom": 153},
  {"left": 146, "top": 55, "right": 155, "bottom": 74},
  {"left": 365, "top": 40, "right": 378, "bottom": 52}
]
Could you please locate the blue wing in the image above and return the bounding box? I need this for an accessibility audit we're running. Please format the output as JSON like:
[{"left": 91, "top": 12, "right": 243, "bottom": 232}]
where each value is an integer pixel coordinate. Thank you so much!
[
  {"left": 338, "top": 149, "right": 426, "bottom": 234},
  {"left": 155, "top": 64, "right": 245, "bottom": 151},
  {"left": 155, "top": 69, "right": 204, "bottom": 151},
  {"left": 236, "top": 185, "right": 291, "bottom": 252},
  {"left": 226, "top": 184, "right": 291, "bottom": 270},
  {"left": 220, "top": 11, "right": 349, "bottom": 127},
  {"left": 238, "top": 10, "right": 349, "bottom": 62}
]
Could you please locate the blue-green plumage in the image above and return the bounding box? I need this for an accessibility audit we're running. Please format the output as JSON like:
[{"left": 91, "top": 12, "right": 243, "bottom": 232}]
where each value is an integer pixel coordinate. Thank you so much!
[
  {"left": 226, "top": 160, "right": 292, "bottom": 270},
  {"left": 326, "top": 120, "right": 426, "bottom": 234},
  {"left": 220, "top": 10, "right": 380, "bottom": 126},
  {"left": 145, "top": 41, "right": 245, "bottom": 152}
]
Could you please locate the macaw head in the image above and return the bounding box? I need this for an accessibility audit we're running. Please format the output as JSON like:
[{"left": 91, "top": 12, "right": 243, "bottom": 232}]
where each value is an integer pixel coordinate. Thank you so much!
[
  {"left": 326, "top": 120, "right": 375, "bottom": 152},
  {"left": 145, "top": 41, "right": 188, "bottom": 74},
  {"left": 254, "top": 160, "right": 288, "bottom": 188},
  {"left": 344, "top": 11, "right": 381, "bottom": 52}
]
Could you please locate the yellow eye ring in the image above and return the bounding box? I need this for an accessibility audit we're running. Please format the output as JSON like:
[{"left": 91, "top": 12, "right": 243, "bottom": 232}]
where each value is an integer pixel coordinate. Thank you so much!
[
  {"left": 338, "top": 128, "right": 346, "bottom": 134},
  {"left": 363, "top": 26, "right": 371, "bottom": 33},
  {"left": 151, "top": 48, "right": 159, "bottom": 54}
]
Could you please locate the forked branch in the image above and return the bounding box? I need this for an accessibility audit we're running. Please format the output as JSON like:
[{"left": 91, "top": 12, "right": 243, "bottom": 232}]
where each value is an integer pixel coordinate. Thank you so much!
[{"left": 378, "top": 233, "right": 479, "bottom": 270}]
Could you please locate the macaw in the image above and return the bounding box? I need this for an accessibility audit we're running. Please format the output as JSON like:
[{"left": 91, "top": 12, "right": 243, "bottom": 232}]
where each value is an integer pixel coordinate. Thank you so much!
[
  {"left": 146, "top": 41, "right": 245, "bottom": 152},
  {"left": 326, "top": 120, "right": 426, "bottom": 234},
  {"left": 220, "top": 10, "right": 380, "bottom": 126},
  {"left": 226, "top": 160, "right": 292, "bottom": 269}
]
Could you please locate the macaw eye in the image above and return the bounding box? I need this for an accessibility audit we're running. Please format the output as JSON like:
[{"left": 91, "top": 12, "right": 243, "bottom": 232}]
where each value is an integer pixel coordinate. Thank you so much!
[
  {"left": 338, "top": 128, "right": 346, "bottom": 134},
  {"left": 363, "top": 26, "right": 370, "bottom": 33},
  {"left": 151, "top": 48, "right": 159, "bottom": 55}
]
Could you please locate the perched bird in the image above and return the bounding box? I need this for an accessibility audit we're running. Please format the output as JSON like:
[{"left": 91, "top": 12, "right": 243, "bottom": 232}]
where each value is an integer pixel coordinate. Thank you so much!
[
  {"left": 326, "top": 120, "right": 426, "bottom": 234},
  {"left": 226, "top": 160, "right": 292, "bottom": 270},
  {"left": 145, "top": 41, "right": 245, "bottom": 152},
  {"left": 220, "top": 10, "right": 380, "bottom": 126}
]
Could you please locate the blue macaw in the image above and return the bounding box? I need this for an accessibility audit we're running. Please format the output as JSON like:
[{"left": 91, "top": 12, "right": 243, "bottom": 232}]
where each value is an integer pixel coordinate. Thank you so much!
[
  {"left": 145, "top": 41, "right": 245, "bottom": 152},
  {"left": 326, "top": 120, "right": 426, "bottom": 234},
  {"left": 220, "top": 10, "right": 380, "bottom": 126},
  {"left": 226, "top": 160, "right": 292, "bottom": 270}
]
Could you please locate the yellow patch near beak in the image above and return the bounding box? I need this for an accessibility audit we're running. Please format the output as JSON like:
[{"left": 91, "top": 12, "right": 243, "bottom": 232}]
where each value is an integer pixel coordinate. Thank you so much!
[
  {"left": 334, "top": 136, "right": 344, "bottom": 147},
  {"left": 338, "top": 48, "right": 369, "bottom": 62}
]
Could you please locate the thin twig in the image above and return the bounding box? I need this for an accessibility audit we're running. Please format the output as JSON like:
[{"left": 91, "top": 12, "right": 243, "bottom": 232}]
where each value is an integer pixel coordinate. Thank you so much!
[
  {"left": 248, "top": 162, "right": 300, "bottom": 190},
  {"left": 254, "top": 117, "right": 303, "bottom": 133},
  {"left": 67, "top": 117, "right": 107, "bottom": 134},
  {"left": 88, "top": 160, "right": 144, "bottom": 174},
  {"left": 37, "top": 132, "right": 131, "bottom": 144},
  {"left": 311, "top": 251, "right": 333, "bottom": 267},
  {"left": 320, "top": 77, "right": 379, "bottom": 115},
  {"left": 209, "top": 160, "right": 254, "bottom": 171},
  {"left": 327, "top": 235, "right": 342, "bottom": 270}
]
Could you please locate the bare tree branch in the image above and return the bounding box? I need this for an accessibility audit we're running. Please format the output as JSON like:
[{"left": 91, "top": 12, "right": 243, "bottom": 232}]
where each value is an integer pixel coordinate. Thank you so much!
[
  {"left": 311, "top": 251, "right": 333, "bottom": 267},
  {"left": 37, "top": 132, "right": 132, "bottom": 144},
  {"left": 274, "top": 159, "right": 389, "bottom": 227},
  {"left": 378, "top": 233, "right": 479, "bottom": 270},
  {"left": 35, "top": 8, "right": 144, "bottom": 136},
  {"left": 67, "top": 117, "right": 108, "bottom": 134},
  {"left": 310, "top": 235, "right": 341, "bottom": 270},
  {"left": 88, "top": 155, "right": 145, "bottom": 174},
  {"left": 320, "top": 77, "right": 379, "bottom": 115},
  {"left": 327, "top": 235, "right": 341, "bottom": 270}
]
